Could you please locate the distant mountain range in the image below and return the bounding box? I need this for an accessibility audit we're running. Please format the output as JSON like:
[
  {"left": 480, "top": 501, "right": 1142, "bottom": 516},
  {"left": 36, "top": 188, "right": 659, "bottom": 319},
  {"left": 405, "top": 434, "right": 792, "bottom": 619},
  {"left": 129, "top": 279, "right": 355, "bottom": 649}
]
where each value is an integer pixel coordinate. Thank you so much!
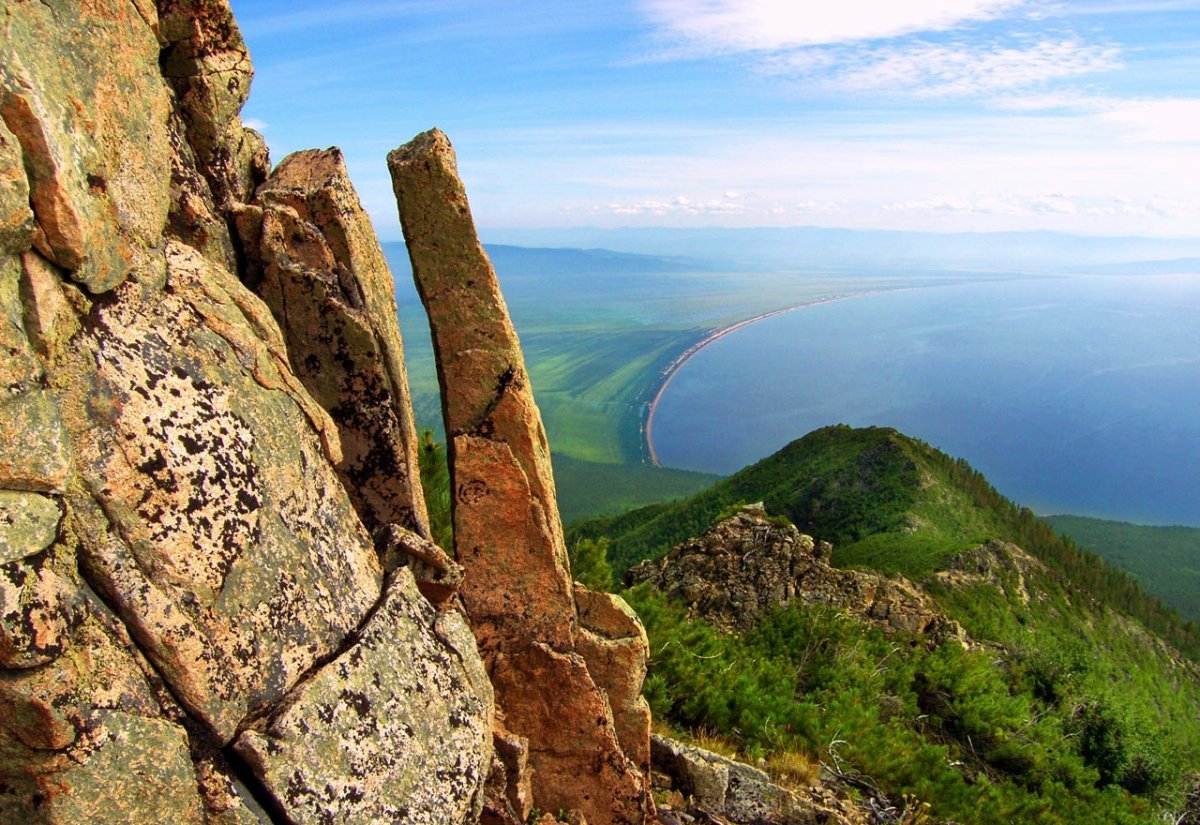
[
  {"left": 485, "top": 244, "right": 712, "bottom": 274},
  {"left": 387, "top": 241, "right": 707, "bottom": 279},
  {"left": 480, "top": 227, "right": 1200, "bottom": 274}
]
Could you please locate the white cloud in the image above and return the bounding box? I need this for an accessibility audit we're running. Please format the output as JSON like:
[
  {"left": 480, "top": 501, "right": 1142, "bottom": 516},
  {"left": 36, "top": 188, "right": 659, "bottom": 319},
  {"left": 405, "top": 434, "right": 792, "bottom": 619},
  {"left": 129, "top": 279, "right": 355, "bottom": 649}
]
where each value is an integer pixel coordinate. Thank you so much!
[
  {"left": 242, "top": 117, "right": 269, "bottom": 132},
  {"left": 451, "top": 114, "right": 1200, "bottom": 235},
  {"left": 808, "top": 39, "right": 1121, "bottom": 97},
  {"left": 639, "top": 3, "right": 1121, "bottom": 102},
  {"left": 992, "top": 94, "right": 1200, "bottom": 142},
  {"left": 882, "top": 191, "right": 1200, "bottom": 219},
  {"left": 795, "top": 199, "right": 849, "bottom": 214},
  {"left": 608, "top": 193, "right": 752, "bottom": 215},
  {"left": 640, "top": 0, "right": 1026, "bottom": 52},
  {"left": 990, "top": 91, "right": 1118, "bottom": 111},
  {"left": 1095, "top": 99, "right": 1200, "bottom": 142}
]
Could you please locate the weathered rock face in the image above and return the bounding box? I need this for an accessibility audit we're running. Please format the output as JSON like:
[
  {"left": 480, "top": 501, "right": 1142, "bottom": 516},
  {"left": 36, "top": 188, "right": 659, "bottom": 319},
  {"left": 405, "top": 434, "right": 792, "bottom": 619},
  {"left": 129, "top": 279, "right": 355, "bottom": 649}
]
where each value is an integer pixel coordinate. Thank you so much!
[
  {"left": 934, "top": 539, "right": 1041, "bottom": 607},
  {"left": 482, "top": 722, "right": 534, "bottom": 825},
  {"left": 389, "top": 129, "right": 652, "bottom": 824},
  {"left": 1, "top": 2, "right": 493, "bottom": 822},
  {"left": 60, "top": 239, "right": 384, "bottom": 742},
  {"left": 575, "top": 584, "right": 653, "bottom": 775},
  {"left": 628, "top": 504, "right": 964, "bottom": 643},
  {"left": 247, "top": 147, "right": 430, "bottom": 541},
  {"left": 235, "top": 567, "right": 494, "bottom": 825},
  {"left": 650, "top": 735, "right": 863, "bottom": 825},
  {"left": 1, "top": 0, "right": 173, "bottom": 294},
  {"left": 4, "top": 2, "right": 667, "bottom": 821},
  {"left": 388, "top": 130, "right": 574, "bottom": 652}
]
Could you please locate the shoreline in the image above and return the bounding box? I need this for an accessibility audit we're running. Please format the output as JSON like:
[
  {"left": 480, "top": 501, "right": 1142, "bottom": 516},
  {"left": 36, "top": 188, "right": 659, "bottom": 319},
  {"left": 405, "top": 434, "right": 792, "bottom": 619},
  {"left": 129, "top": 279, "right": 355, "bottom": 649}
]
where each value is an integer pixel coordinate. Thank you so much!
[{"left": 642, "top": 292, "right": 874, "bottom": 467}]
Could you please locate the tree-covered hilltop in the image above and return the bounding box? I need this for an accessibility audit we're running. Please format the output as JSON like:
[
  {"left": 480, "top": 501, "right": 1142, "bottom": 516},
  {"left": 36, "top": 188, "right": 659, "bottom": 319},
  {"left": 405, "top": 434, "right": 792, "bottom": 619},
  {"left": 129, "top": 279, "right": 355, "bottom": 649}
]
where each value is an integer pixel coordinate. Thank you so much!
[{"left": 568, "top": 424, "right": 1200, "bottom": 660}]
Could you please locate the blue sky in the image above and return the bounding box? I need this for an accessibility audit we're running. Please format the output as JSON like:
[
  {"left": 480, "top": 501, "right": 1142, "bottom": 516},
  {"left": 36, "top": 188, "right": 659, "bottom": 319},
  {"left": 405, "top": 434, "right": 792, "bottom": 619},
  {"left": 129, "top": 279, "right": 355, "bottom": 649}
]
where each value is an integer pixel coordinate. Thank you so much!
[{"left": 230, "top": 0, "right": 1200, "bottom": 240}]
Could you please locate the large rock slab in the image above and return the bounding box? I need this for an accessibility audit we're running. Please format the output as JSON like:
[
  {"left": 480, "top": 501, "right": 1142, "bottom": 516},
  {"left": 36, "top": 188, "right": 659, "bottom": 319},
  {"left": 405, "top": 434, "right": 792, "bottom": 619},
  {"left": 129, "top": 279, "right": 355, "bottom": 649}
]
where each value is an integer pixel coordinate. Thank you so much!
[
  {"left": 651, "top": 735, "right": 859, "bottom": 825},
  {"left": 575, "top": 585, "right": 652, "bottom": 775},
  {"left": 0, "top": 550, "right": 249, "bottom": 824},
  {"left": 0, "top": 491, "right": 60, "bottom": 566},
  {"left": 0, "top": 257, "right": 71, "bottom": 492},
  {"left": 0, "top": 540, "right": 79, "bottom": 669},
  {"left": 251, "top": 148, "right": 430, "bottom": 540},
  {"left": 4, "top": 1, "right": 498, "bottom": 821},
  {"left": 59, "top": 241, "right": 381, "bottom": 741},
  {"left": 0, "top": 117, "right": 34, "bottom": 254},
  {"left": 235, "top": 567, "right": 494, "bottom": 825},
  {"left": 450, "top": 434, "right": 577, "bottom": 649},
  {"left": 5, "top": 711, "right": 207, "bottom": 824},
  {"left": 491, "top": 643, "right": 650, "bottom": 825},
  {"left": 0, "top": 0, "right": 173, "bottom": 293},
  {"left": 158, "top": 0, "right": 268, "bottom": 211}
]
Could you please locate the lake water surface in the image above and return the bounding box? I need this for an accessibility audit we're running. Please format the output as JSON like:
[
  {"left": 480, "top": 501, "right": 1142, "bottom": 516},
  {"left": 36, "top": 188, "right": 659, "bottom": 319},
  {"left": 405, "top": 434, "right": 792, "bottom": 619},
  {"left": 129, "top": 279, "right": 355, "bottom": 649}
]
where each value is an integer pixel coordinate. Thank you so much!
[{"left": 652, "top": 274, "right": 1200, "bottom": 526}]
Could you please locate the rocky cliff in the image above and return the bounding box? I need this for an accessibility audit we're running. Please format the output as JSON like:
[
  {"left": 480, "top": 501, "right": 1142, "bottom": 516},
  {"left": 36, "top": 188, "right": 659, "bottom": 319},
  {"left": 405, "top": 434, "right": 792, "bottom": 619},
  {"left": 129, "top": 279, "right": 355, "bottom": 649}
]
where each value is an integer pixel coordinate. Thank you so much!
[
  {"left": 0, "top": 2, "right": 648, "bottom": 822},
  {"left": 627, "top": 504, "right": 965, "bottom": 644}
]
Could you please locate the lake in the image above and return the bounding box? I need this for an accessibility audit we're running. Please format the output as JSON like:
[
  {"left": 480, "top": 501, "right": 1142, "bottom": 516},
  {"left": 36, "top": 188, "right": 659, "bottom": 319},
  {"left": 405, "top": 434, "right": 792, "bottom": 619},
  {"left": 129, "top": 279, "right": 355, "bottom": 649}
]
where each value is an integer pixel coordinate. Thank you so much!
[{"left": 651, "top": 274, "right": 1200, "bottom": 527}]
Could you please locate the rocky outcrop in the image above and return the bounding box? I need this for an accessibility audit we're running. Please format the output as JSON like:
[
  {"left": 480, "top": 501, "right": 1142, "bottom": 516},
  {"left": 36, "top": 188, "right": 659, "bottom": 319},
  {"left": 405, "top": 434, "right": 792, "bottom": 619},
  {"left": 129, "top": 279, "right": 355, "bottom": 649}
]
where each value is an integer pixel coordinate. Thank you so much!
[
  {"left": 575, "top": 584, "right": 653, "bottom": 774},
  {"left": 389, "top": 128, "right": 652, "bottom": 824},
  {"left": 934, "top": 539, "right": 1041, "bottom": 607},
  {"left": 1, "top": 0, "right": 172, "bottom": 294},
  {"left": 482, "top": 722, "right": 535, "bottom": 825},
  {"left": 388, "top": 129, "right": 575, "bottom": 653},
  {"left": 628, "top": 504, "right": 964, "bottom": 643},
  {"left": 2, "top": 2, "right": 673, "bottom": 822},
  {"left": 650, "top": 735, "right": 863, "bottom": 825},
  {"left": 244, "top": 147, "right": 430, "bottom": 540},
  {"left": 1, "top": 2, "right": 493, "bottom": 822}
]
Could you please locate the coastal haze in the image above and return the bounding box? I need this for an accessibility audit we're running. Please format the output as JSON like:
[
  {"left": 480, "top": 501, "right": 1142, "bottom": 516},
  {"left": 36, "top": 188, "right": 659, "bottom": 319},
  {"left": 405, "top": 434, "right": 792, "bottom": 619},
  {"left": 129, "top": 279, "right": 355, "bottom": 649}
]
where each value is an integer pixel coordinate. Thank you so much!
[
  {"left": 235, "top": 0, "right": 1200, "bottom": 529},
  {"left": 386, "top": 234, "right": 1200, "bottom": 528},
  {"left": 651, "top": 271, "right": 1200, "bottom": 527}
]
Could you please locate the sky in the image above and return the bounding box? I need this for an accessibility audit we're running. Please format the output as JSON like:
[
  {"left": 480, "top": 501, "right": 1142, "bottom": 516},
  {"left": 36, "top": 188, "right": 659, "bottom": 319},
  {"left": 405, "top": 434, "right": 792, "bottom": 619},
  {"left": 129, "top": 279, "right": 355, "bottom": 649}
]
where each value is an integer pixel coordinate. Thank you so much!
[{"left": 229, "top": 0, "right": 1200, "bottom": 240}]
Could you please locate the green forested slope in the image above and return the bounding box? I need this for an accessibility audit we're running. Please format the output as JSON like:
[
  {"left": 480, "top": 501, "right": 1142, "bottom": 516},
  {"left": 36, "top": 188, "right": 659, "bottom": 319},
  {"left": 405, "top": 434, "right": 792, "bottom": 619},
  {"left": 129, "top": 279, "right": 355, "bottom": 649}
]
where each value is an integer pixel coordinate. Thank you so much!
[
  {"left": 568, "top": 425, "right": 1200, "bottom": 823},
  {"left": 569, "top": 425, "right": 1200, "bottom": 659},
  {"left": 1045, "top": 515, "right": 1200, "bottom": 622}
]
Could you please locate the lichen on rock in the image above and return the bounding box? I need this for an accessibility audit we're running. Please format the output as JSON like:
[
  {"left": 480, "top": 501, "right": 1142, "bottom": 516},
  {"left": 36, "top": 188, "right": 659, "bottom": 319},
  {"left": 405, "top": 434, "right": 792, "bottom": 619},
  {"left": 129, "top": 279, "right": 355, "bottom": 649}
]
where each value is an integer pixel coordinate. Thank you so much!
[
  {"left": 235, "top": 567, "right": 494, "bottom": 824},
  {"left": 0, "top": 2, "right": 660, "bottom": 821},
  {"left": 248, "top": 147, "right": 430, "bottom": 541},
  {"left": 0, "top": 0, "right": 173, "bottom": 293}
]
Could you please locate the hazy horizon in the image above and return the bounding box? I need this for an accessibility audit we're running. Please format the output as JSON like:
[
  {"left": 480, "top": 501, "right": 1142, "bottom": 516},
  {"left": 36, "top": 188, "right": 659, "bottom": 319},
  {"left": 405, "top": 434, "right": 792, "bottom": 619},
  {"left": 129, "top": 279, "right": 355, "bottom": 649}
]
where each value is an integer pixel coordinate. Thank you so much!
[{"left": 231, "top": 1, "right": 1200, "bottom": 241}]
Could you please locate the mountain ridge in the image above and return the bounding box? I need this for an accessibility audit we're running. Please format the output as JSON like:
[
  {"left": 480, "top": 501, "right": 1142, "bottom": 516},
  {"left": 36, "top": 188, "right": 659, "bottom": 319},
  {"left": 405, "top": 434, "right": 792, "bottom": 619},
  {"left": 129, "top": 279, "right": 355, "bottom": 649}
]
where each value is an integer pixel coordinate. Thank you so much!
[
  {"left": 569, "top": 425, "right": 1200, "bottom": 660},
  {"left": 600, "top": 430, "right": 1200, "bottom": 824}
]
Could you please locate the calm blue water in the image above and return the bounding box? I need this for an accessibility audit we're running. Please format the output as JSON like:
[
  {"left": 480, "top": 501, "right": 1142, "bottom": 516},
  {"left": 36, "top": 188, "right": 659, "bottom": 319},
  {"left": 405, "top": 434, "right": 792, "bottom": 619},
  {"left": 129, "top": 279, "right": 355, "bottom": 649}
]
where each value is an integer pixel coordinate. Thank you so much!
[{"left": 653, "top": 275, "right": 1200, "bottom": 527}]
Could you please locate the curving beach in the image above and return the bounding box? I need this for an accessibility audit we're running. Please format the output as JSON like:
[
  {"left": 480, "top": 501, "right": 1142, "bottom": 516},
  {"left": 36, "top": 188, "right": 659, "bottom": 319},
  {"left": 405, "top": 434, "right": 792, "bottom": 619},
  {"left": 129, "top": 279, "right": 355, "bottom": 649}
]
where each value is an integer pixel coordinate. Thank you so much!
[{"left": 643, "top": 292, "right": 874, "bottom": 466}]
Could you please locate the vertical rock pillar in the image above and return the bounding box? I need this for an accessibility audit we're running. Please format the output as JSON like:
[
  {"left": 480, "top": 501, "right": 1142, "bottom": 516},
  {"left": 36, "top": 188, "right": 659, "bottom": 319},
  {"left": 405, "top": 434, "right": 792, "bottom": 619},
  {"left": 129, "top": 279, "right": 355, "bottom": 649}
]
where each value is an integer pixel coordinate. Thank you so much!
[{"left": 389, "top": 129, "right": 651, "bottom": 825}]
